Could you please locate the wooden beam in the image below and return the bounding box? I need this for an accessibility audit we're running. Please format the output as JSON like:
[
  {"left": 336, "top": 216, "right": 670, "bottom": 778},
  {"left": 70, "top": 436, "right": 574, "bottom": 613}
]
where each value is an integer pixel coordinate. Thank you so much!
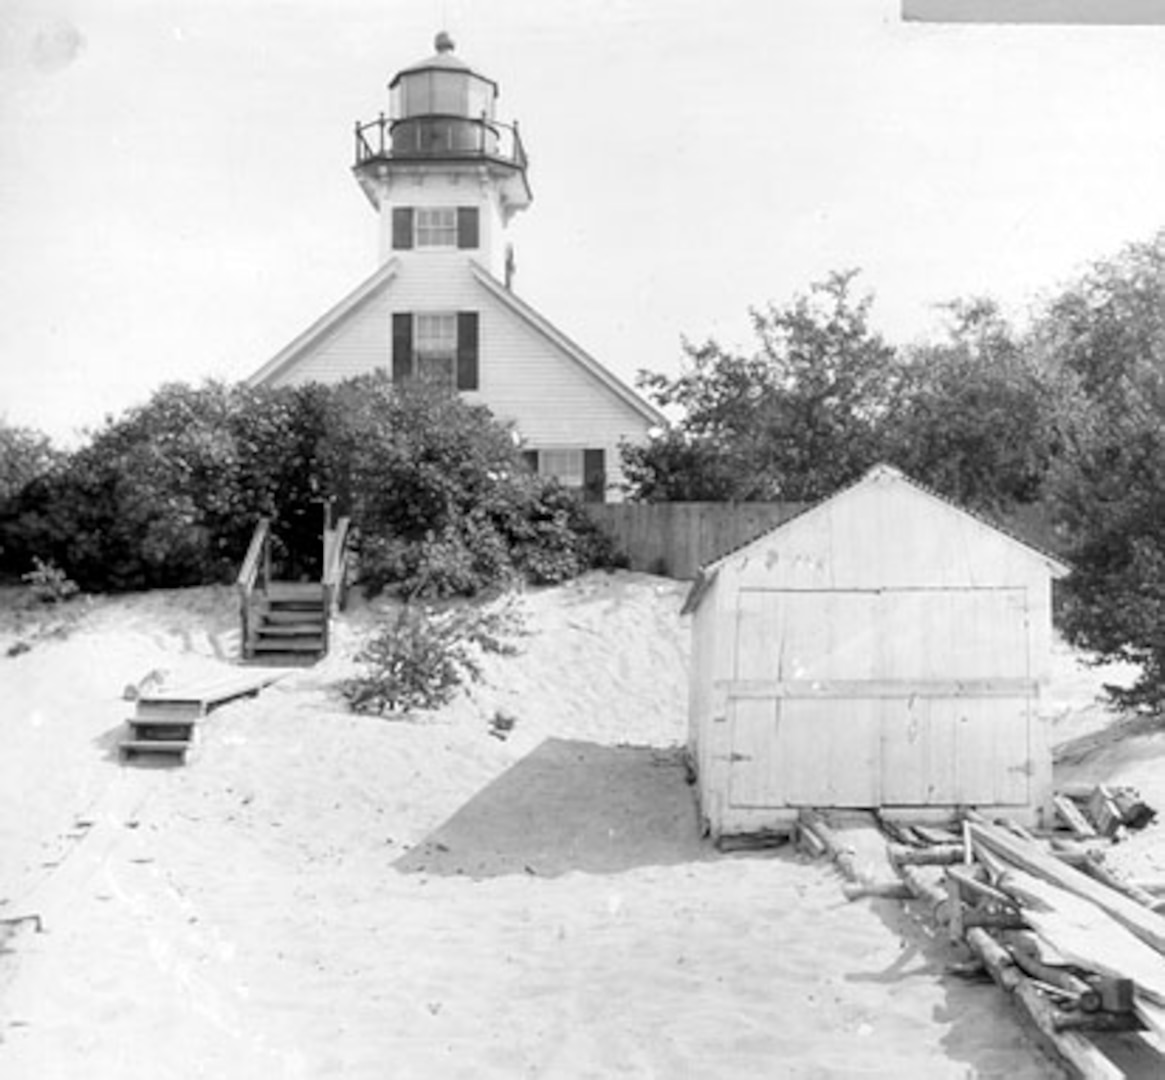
[
  {"left": 968, "top": 821, "right": 1165, "bottom": 956},
  {"left": 888, "top": 843, "right": 965, "bottom": 866},
  {"left": 965, "top": 927, "right": 1125, "bottom": 1080},
  {"left": 720, "top": 677, "right": 1039, "bottom": 700},
  {"left": 1053, "top": 795, "right": 1097, "bottom": 840}
]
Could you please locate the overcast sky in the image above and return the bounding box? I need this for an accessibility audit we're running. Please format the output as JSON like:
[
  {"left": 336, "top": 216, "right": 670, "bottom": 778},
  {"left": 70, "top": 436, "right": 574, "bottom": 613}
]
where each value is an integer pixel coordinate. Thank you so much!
[{"left": 2, "top": 0, "right": 1164, "bottom": 445}]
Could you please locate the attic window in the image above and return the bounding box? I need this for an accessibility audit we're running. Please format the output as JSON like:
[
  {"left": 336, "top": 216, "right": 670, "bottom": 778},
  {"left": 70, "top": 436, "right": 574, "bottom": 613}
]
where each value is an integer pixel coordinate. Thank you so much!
[{"left": 416, "top": 207, "right": 457, "bottom": 247}]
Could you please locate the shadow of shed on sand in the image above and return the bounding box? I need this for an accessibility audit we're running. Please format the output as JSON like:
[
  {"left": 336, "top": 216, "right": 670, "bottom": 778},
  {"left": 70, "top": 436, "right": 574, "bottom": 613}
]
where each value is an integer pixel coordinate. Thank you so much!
[{"left": 394, "top": 738, "right": 719, "bottom": 879}]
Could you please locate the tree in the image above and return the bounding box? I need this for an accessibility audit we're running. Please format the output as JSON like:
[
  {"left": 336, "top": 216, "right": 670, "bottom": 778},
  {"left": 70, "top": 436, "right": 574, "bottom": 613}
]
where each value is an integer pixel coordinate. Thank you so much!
[
  {"left": 0, "top": 419, "right": 62, "bottom": 505},
  {"left": 881, "top": 298, "right": 1064, "bottom": 511},
  {"left": 623, "top": 271, "right": 901, "bottom": 502},
  {"left": 1037, "top": 232, "right": 1165, "bottom": 709}
]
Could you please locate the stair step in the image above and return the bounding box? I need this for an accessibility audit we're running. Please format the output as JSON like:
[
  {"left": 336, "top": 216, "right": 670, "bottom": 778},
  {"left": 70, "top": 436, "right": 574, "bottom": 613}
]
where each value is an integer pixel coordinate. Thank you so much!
[
  {"left": 253, "top": 639, "right": 324, "bottom": 652},
  {"left": 128, "top": 719, "right": 195, "bottom": 740},
  {"left": 120, "top": 739, "right": 190, "bottom": 759},
  {"left": 257, "top": 623, "right": 326, "bottom": 636},
  {"left": 262, "top": 608, "right": 326, "bottom": 625},
  {"left": 134, "top": 701, "right": 205, "bottom": 720},
  {"left": 267, "top": 582, "right": 325, "bottom": 602},
  {"left": 241, "top": 653, "right": 319, "bottom": 668}
]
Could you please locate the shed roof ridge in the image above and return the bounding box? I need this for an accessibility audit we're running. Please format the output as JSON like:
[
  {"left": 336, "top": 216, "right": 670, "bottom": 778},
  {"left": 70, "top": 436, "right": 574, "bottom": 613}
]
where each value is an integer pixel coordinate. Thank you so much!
[{"left": 697, "top": 462, "right": 1069, "bottom": 577}]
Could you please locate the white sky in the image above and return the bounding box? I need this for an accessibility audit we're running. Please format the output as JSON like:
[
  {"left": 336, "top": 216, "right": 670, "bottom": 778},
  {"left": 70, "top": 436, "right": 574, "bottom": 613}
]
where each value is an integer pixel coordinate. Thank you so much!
[{"left": 2, "top": 0, "right": 1164, "bottom": 445}]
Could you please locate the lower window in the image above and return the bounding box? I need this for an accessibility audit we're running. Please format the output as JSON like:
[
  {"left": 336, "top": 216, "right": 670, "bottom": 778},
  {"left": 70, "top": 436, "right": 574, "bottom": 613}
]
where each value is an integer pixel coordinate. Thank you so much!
[{"left": 538, "top": 448, "right": 584, "bottom": 487}]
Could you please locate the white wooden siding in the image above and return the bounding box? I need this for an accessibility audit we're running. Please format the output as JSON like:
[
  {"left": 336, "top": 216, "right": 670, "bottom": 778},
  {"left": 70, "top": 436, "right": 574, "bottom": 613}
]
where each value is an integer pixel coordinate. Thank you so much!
[
  {"left": 375, "top": 171, "right": 509, "bottom": 277},
  {"left": 264, "top": 287, "right": 391, "bottom": 388},
  {"left": 256, "top": 256, "right": 652, "bottom": 497}
]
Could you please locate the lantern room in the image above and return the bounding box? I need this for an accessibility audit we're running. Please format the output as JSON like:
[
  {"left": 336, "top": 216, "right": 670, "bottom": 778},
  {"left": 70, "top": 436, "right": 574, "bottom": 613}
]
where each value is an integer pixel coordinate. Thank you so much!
[
  {"left": 389, "top": 31, "right": 498, "bottom": 156},
  {"left": 353, "top": 33, "right": 531, "bottom": 219}
]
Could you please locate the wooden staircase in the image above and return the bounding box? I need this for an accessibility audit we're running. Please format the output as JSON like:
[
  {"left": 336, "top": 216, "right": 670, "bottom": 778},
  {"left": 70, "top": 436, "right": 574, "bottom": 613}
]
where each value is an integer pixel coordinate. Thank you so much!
[
  {"left": 119, "top": 669, "right": 286, "bottom": 763},
  {"left": 237, "top": 512, "right": 351, "bottom": 666},
  {"left": 248, "top": 582, "right": 328, "bottom": 665}
]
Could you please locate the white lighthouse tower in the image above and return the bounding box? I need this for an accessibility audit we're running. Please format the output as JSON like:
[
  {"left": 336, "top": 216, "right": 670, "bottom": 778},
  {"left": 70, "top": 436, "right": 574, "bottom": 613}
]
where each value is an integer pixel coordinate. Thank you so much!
[
  {"left": 353, "top": 32, "right": 531, "bottom": 281},
  {"left": 249, "top": 33, "right": 662, "bottom": 501}
]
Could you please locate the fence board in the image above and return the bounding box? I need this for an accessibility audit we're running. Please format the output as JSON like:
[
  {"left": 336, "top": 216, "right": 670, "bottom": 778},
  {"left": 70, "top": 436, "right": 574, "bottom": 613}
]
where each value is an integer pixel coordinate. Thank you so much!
[{"left": 585, "top": 502, "right": 806, "bottom": 579}]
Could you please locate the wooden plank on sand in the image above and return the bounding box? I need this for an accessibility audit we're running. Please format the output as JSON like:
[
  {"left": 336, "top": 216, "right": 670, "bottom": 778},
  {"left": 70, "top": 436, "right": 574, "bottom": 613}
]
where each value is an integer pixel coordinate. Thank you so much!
[
  {"left": 968, "top": 821, "right": 1165, "bottom": 956},
  {"left": 996, "top": 867, "right": 1165, "bottom": 1041},
  {"left": 965, "top": 927, "right": 1123, "bottom": 1080}
]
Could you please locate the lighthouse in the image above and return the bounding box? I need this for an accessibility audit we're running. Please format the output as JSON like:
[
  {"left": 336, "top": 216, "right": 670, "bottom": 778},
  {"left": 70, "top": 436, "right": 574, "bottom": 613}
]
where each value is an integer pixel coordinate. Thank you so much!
[
  {"left": 353, "top": 32, "right": 531, "bottom": 280},
  {"left": 249, "top": 34, "right": 663, "bottom": 502}
]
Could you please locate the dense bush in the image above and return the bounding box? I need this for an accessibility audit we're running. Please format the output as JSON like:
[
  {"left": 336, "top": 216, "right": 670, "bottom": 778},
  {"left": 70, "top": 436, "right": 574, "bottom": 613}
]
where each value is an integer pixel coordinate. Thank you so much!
[{"left": 0, "top": 374, "right": 621, "bottom": 597}]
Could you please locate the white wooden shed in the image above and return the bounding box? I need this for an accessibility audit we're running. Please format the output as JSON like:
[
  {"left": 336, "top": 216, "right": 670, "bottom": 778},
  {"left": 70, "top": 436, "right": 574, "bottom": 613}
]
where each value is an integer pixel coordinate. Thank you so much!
[{"left": 682, "top": 464, "right": 1069, "bottom": 840}]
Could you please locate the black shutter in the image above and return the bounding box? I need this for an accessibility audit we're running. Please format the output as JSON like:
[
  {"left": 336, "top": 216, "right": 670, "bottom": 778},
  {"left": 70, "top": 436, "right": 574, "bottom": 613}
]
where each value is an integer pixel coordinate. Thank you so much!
[
  {"left": 521, "top": 450, "right": 539, "bottom": 474},
  {"left": 457, "top": 207, "right": 480, "bottom": 249},
  {"left": 583, "top": 448, "right": 606, "bottom": 503},
  {"left": 392, "top": 313, "right": 413, "bottom": 384},
  {"left": 392, "top": 207, "right": 414, "bottom": 250},
  {"left": 456, "top": 311, "right": 479, "bottom": 390}
]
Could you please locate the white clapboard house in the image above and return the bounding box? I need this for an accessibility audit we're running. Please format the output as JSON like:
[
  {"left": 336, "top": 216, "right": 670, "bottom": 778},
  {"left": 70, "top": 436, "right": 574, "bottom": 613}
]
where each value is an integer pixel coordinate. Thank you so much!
[{"left": 247, "top": 33, "right": 662, "bottom": 502}]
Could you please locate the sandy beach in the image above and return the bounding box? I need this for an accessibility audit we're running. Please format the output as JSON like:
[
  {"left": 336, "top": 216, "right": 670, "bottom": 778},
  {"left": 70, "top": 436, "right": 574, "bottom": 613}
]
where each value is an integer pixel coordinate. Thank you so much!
[{"left": 1, "top": 571, "right": 1157, "bottom": 1078}]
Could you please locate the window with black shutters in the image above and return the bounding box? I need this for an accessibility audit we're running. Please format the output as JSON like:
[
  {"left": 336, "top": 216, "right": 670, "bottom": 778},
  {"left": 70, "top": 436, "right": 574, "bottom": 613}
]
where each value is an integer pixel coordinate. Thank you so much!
[
  {"left": 392, "top": 311, "right": 479, "bottom": 392},
  {"left": 391, "top": 206, "right": 479, "bottom": 250}
]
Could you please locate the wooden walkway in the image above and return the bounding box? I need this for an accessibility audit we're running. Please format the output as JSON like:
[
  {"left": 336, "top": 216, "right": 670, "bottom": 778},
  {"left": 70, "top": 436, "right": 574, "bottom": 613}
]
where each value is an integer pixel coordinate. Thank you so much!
[{"left": 119, "top": 668, "right": 287, "bottom": 764}]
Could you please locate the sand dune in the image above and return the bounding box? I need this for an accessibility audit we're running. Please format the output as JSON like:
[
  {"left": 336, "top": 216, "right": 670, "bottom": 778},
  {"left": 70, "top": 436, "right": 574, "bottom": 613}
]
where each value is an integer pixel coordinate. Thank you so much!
[{"left": 2, "top": 570, "right": 1145, "bottom": 1077}]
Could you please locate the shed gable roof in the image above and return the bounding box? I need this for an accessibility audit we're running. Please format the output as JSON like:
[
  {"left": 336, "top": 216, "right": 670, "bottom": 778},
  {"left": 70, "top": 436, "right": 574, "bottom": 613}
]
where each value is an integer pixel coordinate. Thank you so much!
[{"left": 683, "top": 464, "right": 1070, "bottom": 614}]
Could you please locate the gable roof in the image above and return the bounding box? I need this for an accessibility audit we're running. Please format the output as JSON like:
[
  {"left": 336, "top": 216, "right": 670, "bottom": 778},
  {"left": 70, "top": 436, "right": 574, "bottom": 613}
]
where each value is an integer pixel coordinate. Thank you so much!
[
  {"left": 469, "top": 262, "right": 665, "bottom": 426},
  {"left": 246, "top": 258, "right": 666, "bottom": 428},
  {"left": 682, "top": 464, "right": 1070, "bottom": 615},
  {"left": 246, "top": 259, "right": 401, "bottom": 388}
]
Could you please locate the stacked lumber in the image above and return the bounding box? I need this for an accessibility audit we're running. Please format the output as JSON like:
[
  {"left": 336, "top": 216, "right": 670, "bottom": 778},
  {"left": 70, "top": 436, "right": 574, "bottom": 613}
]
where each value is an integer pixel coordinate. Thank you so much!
[{"left": 879, "top": 813, "right": 1165, "bottom": 1079}]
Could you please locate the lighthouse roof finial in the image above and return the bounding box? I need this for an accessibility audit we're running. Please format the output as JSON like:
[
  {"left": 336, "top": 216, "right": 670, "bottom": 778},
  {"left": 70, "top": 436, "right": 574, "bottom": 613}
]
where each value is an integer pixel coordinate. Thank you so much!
[{"left": 435, "top": 30, "right": 455, "bottom": 54}]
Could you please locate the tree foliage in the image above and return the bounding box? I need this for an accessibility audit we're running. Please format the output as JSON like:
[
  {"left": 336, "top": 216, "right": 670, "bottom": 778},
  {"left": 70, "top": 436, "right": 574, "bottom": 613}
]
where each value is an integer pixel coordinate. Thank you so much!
[
  {"left": 883, "top": 299, "right": 1065, "bottom": 511},
  {"left": 0, "top": 375, "right": 619, "bottom": 597},
  {"left": 624, "top": 271, "right": 901, "bottom": 502},
  {"left": 0, "top": 420, "right": 62, "bottom": 505},
  {"left": 1038, "top": 232, "right": 1165, "bottom": 709}
]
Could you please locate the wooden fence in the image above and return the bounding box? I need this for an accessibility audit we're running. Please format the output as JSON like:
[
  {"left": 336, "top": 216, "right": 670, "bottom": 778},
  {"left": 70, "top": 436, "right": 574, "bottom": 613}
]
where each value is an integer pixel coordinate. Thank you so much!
[
  {"left": 585, "top": 500, "right": 1064, "bottom": 582},
  {"left": 585, "top": 502, "right": 807, "bottom": 580}
]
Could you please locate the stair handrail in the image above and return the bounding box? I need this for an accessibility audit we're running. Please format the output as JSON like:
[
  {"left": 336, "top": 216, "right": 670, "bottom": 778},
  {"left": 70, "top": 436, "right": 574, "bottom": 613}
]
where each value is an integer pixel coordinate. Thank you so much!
[
  {"left": 237, "top": 517, "right": 272, "bottom": 656},
  {"left": 322, "top": 515, "right": 352, "bottom": 617}
]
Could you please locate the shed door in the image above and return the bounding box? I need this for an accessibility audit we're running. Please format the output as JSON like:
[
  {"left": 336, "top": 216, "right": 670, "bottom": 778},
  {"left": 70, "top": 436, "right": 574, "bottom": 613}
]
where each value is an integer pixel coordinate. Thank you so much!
[{"left": 726, "top": 588, "right": 1033, "bottom": 809}]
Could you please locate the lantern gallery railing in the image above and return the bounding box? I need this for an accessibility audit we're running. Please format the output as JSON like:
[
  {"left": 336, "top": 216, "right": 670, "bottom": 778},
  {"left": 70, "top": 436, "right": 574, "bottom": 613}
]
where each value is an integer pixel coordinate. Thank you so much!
[{"left": 354, "top": 114, "right": 527, "bottom": 170}]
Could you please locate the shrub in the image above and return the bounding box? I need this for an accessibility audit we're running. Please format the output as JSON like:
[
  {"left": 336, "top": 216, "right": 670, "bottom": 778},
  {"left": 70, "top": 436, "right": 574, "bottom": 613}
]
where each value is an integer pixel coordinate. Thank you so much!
[
  {"left": 22, "top": 557, "right": 79, "bottom": 604},
  {"left": 341, "top": 601, "right": 522, "bottom": 715}
]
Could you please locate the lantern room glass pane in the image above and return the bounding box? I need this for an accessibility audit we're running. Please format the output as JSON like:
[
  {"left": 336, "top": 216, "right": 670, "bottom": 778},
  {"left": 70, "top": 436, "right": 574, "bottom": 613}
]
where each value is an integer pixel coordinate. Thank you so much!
[
  {"left": 431, "top": 71, "right": 466, "bottom": 114},
  {"left": 466, "top": 76, "right": 493, "bottom": 119},
  {"left": 400, "top": 71, "right": 469, "bottom": 117}
]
